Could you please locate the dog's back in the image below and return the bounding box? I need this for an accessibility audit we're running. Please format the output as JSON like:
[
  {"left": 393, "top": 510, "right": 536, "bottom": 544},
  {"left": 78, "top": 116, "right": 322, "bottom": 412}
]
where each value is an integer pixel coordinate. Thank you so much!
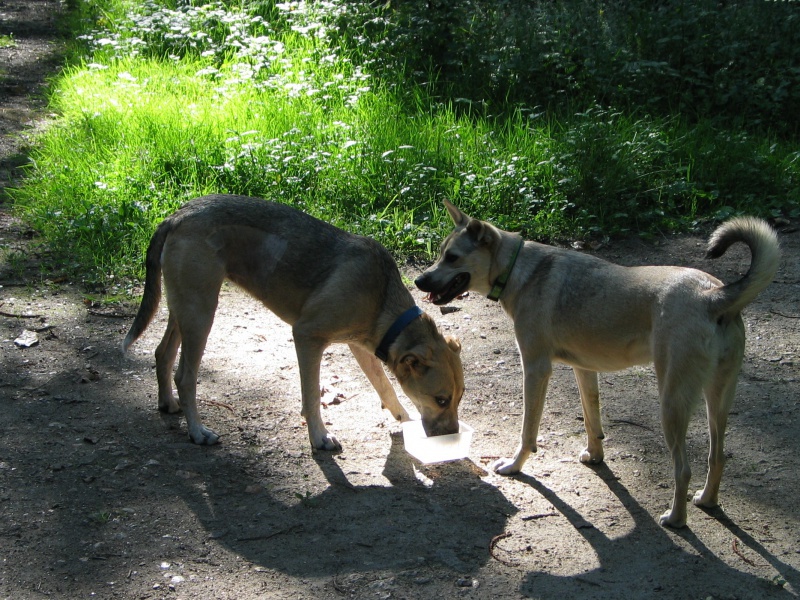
[{"left": 122, "top": 194, "right": 400, "bottom": 349}]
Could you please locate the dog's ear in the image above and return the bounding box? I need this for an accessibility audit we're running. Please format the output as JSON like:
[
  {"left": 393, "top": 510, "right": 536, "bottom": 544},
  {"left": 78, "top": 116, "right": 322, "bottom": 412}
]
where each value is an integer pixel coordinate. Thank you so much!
[
  {"left": 396, "top": 351, "right": 430, "bottom": 379},
  {"left": 446, "top": 336, "right": 461, "bottom": 354},
  {"left": 443, "top": 199, "right": 469, "bottom": 228},
  {"left": 465, "top": 218, "right": 499, "bottom": 247}
]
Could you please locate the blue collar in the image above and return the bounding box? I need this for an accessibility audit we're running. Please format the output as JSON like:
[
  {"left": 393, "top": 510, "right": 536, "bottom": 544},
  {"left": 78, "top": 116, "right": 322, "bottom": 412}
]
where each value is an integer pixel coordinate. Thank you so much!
[{"left": 375, "top": 306, "right": 424, "bottom": 363}]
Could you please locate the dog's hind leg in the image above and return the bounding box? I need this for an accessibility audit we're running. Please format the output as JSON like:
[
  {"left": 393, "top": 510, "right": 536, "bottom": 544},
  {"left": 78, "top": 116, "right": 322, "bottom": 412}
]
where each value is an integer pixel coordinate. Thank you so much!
[
  {"left": 166, "top": 274, "right": 222, "bottom": 445},
  {"left": 693, "top": 377, "right": 737, "bottom": 510},
  {"left": 154, "top": 313, "right": 182, "bottom": 414},
  {"left": 658, "top": 388, "right": 694, "bottom": 528},
  {"left": 694, "top": 327, "right": 744, "bottom": 510},
  {"left": 294, "top": 329, "right": 342, "bottom": 452},
  {"left": 348, "top": 343, "right": 410, "bottom": 423},
  {"left": 574, "top": 368, "right": 605, "bottom": 464},
  {"left": 656, "top": 351, "right": 707, "bottom": 528}
]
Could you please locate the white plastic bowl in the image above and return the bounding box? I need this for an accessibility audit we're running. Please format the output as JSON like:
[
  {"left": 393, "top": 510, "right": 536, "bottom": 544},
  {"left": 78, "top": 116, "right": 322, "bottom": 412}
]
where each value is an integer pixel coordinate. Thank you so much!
[{"left": 401, "top": 420, "right": 473, "bottom": 464}]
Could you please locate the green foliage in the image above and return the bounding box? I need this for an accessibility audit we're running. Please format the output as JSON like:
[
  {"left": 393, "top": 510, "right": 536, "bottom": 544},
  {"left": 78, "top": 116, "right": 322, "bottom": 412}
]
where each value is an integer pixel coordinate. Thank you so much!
[
  {"left": 337, "top": 0, "right": 800, "bottom": 136},
  {"left": 9, "top": 0, "right": 800, "bottom": 288}
]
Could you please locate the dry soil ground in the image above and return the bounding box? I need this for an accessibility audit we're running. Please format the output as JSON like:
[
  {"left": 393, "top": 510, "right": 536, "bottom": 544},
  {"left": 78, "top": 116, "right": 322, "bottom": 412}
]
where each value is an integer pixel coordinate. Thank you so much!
[{"left": 0, "top": 1, "right": 799, "bottom": 599}]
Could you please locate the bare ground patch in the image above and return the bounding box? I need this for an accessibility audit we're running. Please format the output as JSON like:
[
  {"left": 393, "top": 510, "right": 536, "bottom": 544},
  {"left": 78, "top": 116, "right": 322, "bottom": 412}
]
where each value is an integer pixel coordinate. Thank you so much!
[{"left": 0, "top": 1, "right": 799, "bottom": 598}]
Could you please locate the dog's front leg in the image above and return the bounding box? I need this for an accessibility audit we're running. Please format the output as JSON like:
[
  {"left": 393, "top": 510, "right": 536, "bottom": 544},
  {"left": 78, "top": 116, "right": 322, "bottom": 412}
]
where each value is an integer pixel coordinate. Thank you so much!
[
  {"left": 574, "top": 368, "right": 605, "bottom": 464},
  {"left": 347, "top": 343, "right": 410, "bottom": 422},
  {"left": 294, "top": 333, "right": 342, "bottom": 452},
  {"left": 492, "top": 357, "right": 552, "bottom": 475}
]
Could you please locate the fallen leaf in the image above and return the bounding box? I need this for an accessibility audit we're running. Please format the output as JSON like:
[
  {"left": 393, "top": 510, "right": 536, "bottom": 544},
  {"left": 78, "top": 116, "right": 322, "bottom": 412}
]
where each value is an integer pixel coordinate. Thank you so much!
[{"left": 14, "top": 330, "right": 38, "bottom": 348}]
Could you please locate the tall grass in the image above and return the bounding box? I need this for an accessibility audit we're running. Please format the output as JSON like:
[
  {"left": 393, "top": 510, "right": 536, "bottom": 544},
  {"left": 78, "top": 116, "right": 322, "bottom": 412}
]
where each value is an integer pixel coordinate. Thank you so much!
[{"left": 10, "top": 0, "right": 800, "bottom": 287}]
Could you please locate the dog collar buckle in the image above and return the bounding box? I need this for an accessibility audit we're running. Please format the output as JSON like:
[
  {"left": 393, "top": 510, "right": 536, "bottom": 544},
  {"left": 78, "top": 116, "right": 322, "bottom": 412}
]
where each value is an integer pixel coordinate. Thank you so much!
[
  {"left": 375, "top": 306, "right": 424, "bottom": 363},
  {"left": 487, "top": 237, "right": 524, "bottom": 302}
]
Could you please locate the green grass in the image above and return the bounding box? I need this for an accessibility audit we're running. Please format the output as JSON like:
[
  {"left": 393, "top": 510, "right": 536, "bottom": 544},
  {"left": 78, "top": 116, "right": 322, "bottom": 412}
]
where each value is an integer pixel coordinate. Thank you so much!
[{"left": 9, "top": 0, "right": 800, "bottom": 288}]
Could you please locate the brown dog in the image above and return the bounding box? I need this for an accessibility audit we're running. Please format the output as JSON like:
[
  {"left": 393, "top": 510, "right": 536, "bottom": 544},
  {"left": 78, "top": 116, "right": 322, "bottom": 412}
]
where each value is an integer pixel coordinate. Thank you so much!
[
  {"left": 123, "top": 194, "right": 464, "bottom": 451},
  {"left": 416, "top": 200, "right": 779, "bottom": 527}
]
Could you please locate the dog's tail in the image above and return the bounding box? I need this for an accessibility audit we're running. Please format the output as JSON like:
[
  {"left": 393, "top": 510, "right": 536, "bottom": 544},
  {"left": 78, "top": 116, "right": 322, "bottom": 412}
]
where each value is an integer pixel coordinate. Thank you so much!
[
  {"left": 122, "top": 219, "right": 173, "bottom": 352},
  {"left": 706, "top": 217, "right": 780, "bottom": 318}
]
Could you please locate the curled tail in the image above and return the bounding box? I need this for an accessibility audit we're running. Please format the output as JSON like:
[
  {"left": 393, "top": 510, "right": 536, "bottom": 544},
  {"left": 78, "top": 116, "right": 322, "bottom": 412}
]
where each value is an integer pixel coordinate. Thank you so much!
[
  {"left": 122, "top": 220, "right": 173, "bottom": 352},
  {"left": 706, "top": 217, "right": 780, "bottom": 318}
]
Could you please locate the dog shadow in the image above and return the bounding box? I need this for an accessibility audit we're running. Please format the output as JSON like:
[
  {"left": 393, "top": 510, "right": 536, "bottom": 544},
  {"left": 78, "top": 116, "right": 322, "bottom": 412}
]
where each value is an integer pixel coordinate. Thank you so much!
[
  {"left": 166, "top": 423, "right": 797, "bottom": 596},
  {"left": 176, "top": 429, "right": 517, "bottom": 578},
  {"left": 512, "top": 464, "right": 798, "bottom": 597}
]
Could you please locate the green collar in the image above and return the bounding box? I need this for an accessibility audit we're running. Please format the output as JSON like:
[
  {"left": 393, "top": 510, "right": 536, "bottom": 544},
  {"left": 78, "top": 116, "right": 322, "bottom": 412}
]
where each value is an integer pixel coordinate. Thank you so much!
[{"left": 487, "top": 237, "right": 523, "bottom": 302}]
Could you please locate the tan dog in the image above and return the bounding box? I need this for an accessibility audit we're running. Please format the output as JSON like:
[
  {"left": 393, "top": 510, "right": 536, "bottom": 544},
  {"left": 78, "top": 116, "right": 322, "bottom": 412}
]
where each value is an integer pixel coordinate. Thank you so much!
[
  {"left": 416, "top": 200, "right": 779, "bottom": 527},
  {"left": 123, "top": 194, "right": 464, "bottom": 451}
]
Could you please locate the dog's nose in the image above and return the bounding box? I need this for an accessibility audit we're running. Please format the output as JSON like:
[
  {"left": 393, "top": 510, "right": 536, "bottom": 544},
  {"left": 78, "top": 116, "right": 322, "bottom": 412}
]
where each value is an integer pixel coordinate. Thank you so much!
[
  {"left": 422, "top": 415, "right": 459, "bottom": 437},
  {"left": 414, "top": 274, "right": 428, "bottom": 290}
]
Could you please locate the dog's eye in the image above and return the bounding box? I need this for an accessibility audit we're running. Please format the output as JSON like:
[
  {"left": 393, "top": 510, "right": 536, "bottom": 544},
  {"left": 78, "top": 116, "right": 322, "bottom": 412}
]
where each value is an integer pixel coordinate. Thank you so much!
[
  {"left": 444, "top": 252, "right": 459, "bottom": 263},
  {"left": 435, "top": 395, "right": 450, "bottom": 408}
]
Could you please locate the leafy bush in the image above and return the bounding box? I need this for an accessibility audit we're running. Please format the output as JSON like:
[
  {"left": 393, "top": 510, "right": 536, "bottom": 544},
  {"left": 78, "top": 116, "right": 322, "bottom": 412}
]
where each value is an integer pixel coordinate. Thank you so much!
[{"left": 333, "top": 0, "right": 800, "bottom": 136}]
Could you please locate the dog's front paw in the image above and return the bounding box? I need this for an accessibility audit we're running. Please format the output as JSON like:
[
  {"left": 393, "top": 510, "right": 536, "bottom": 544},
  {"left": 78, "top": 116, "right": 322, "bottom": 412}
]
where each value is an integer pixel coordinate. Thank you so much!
[
  {"left": 491, "top": 444, "right": 532, "bottom": 475},
  {"left": 158, "top": 392, "right": 181, "bottom": 414},
  {"left": 312, "top": 432, "right": 342, "bottom": 453},
  {"left": 188, "top": 424, "right": 220, "bottom": 445},
  {"left": 691, "top": 489, "right": 718, "bottom": 509},
  {"left": 491, "top": 457, "right": 522, "bottom": 476},
  {"left": 579, "top": 448, "right": 604, "bottom": 464},
  {"left": 384, "top": 406, "right": 410, "bottom": 422},
  {"left": 659, "top": 508, "right": 687, "bottom": 529}
]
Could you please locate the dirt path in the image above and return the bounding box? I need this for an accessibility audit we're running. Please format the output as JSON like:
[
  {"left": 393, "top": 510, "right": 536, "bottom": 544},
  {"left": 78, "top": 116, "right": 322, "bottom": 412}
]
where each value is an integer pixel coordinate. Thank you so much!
[{"left": 1, "top": 2, "right": 799, "bottom": 599}]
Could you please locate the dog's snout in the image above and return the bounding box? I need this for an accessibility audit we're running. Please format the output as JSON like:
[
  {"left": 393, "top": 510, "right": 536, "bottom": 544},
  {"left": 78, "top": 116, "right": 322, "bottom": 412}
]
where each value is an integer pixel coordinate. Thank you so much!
[
  {"left": 414, "top": 273, "right": 429, "bottom": 290},
  {"left": 422, "top": 415, "right": 459, "bottom": 437}
]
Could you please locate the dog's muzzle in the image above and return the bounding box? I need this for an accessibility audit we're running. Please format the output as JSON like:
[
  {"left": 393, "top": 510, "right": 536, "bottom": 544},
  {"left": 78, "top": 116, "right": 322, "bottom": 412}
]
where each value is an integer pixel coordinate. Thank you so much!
[
  {"left": 422, "top": 414, "right": 459, "bottom": 437},
  {"left": 415, "top": 272, "right": 470, "bottom": 306}
]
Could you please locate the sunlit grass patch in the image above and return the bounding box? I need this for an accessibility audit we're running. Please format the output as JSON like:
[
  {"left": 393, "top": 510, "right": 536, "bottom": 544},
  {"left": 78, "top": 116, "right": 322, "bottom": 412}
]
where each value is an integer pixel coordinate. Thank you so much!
[{"left": 11, "top": 0, "right": 800, "bottom": 288}]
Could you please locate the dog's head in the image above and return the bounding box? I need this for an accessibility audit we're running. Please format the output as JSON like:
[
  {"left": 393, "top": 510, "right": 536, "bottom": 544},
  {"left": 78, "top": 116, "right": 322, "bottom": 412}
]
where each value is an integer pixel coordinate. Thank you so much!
[
  {"left": 415, "top": 200, "right": 501, "bottom": 303},
  {"left": 390, "top": 315, "right": 464, "bottom": 436}
]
